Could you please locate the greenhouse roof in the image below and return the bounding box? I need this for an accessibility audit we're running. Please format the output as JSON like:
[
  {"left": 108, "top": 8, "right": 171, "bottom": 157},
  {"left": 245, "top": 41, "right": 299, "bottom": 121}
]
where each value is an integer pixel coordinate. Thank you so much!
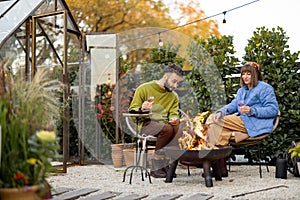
[{"left": 0, "top": 0, "right": 80, "bottom": 48}]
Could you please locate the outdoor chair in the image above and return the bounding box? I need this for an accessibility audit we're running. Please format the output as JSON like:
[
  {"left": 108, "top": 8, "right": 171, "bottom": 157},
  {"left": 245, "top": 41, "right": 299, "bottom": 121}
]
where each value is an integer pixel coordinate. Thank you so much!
[
  {"left": 228, "top": 110, "right": 281, "bottom": 178},
  {"left": 122, "top": 111, "right": 153, "bottom": 184},
  {"left": 124, "top": 112, "right": 156, "bottom": 169},
  {"left": 124, "top": 109, "right": 190, "bottom": 169}
]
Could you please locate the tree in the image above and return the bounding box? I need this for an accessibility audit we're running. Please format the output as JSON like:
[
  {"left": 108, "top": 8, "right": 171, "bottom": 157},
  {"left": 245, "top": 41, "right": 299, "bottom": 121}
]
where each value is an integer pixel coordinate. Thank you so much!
[
  {"left": 66, "top": 0, "right": 221, "bottom": 79},
  {"left": 140, "top": 42, "right": 185, "bottom": 82},
  {"left": 66, "top": 0, "right": 176, "bottom": 33},
  {"left": 198, "top": 35, "right": 240, "bottom": 103},
  {"left": 169, "top": 0, "right": 220, "bottom": 38},
  {"left": 186, "top": 35, "right": 239, "bottom": 113},
  {"left": 243, "top": 26, "right": 300, "bottom": 162},
  {"left": 66, "top": 0, "right": 220, "bottom": 39}
]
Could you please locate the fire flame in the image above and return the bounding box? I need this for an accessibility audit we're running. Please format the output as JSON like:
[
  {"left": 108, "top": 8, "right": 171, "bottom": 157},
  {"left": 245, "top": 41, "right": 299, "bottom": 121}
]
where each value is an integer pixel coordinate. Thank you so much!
[{"left": 178, "top": 111, "right": 217, "bottom": 150}]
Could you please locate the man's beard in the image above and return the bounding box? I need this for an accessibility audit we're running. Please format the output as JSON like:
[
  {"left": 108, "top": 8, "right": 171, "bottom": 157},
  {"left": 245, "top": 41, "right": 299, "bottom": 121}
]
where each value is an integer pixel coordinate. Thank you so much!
[{"left": 164, "top": 81, "right": 173, "bottom": 92}]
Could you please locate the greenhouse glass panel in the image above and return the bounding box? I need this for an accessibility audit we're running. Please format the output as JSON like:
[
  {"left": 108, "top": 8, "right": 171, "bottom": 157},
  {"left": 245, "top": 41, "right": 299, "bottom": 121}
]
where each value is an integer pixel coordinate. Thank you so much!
[
  {"left": 34, "top": 0, "right": 78, "bottom": 33},
  {"left": 0, "top": 0, "right": 44, "bottom": 47}
]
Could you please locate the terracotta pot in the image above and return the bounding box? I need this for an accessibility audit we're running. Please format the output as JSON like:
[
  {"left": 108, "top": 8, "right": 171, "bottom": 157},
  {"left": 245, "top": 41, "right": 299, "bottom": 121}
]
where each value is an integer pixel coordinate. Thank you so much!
[
  {"left": 111, "top": 144, "right": 124, "bottom": 168},
  {"left": 123, "top": 148, "right": 135, "bottom": 167},
  {"left": 0, "top": 185, "right": 41, "bottom": 200}
]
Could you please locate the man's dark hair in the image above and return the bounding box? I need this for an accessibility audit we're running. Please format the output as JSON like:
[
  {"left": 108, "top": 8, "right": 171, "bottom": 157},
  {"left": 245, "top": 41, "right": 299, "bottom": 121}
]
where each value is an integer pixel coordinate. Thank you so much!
[{"left": 163, "top": 64, "right": 183, "bottom": 77}]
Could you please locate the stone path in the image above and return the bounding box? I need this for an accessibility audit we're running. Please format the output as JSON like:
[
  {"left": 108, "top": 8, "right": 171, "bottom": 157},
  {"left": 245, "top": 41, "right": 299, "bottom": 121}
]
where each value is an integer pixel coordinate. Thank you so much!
[{"left": 50, "top": 187, "right": 213, "bottom": 200}]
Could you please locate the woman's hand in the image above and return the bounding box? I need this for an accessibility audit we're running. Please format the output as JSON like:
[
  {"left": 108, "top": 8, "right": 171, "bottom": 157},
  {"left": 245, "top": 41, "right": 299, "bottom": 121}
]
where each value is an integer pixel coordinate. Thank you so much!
[
  {"left": 213, "top": 112, "right": 222, "bottom": 122},
  {"left": 240, "top": 106, "right": 251, "bottom": 114}
]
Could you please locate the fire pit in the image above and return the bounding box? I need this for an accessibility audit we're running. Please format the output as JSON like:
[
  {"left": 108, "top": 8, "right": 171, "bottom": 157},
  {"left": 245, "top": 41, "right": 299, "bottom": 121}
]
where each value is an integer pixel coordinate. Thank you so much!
[
  {"left": 161, "top": 111, "right": 232, "bottom": 187},
  {"left": 163, "top": 146, "right": 232, "bottom": 187}
]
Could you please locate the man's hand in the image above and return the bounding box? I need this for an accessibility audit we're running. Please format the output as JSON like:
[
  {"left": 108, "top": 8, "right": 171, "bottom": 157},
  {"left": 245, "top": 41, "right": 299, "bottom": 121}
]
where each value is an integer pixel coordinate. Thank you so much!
[
  {"left": 169, "top": 118, "right": 179, "bottom": 125},
  {"left": 141, "top": 101, "right": 153, "bottom": 110}
]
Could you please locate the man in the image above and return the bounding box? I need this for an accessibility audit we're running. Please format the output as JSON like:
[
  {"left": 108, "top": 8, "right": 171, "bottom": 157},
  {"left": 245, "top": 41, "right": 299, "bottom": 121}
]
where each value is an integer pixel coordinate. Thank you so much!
[{"left": 129, "top": 63, "right": 183, "bottom": 178}]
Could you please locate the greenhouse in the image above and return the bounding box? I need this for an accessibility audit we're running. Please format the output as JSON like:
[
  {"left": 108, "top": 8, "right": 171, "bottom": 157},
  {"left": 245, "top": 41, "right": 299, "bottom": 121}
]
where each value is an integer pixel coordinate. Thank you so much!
[
  {"left": 1, "top": 0, "right": 125, "bottom": 172},
  {"left": 0, "top": 0, "right": 82, "bottom": 172}
]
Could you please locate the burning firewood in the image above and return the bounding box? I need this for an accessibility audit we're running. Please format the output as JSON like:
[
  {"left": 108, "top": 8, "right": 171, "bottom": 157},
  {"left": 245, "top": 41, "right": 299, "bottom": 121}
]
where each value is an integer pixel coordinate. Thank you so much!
[
  {"left": 178, "top": 111, "right": 218, "bottom": 150},
  {"left": 178, "top": 131, "right": 192, "bottom": 150}
]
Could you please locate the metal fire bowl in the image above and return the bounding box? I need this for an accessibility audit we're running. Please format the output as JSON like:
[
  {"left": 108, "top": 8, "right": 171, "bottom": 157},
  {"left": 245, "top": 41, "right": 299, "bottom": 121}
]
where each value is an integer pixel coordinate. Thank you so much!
[
  {"left": 163, "top": 146, "right": 233, "bottom": 187},
  {"left": 163, "top": 146, "right": 233, "bottom": 163}
]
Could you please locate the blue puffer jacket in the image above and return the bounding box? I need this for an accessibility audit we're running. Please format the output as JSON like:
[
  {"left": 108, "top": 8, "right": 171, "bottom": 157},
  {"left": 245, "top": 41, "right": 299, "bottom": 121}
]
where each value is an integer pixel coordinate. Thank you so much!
[{"left": 217, "top": 81, "right": 279, "bottom": 137}]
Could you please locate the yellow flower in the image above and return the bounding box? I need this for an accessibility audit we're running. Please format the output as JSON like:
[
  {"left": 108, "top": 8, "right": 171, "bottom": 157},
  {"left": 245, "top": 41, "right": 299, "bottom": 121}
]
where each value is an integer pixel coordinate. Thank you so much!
[
  {"left": 27, "top": 158, "right": 43, "bottom": 168},
  {"left": 36, "top": 130, "right": 56, "bottom": 142},
  {"left": 27, "top": 158, "right": 38, "bottom": 165}
]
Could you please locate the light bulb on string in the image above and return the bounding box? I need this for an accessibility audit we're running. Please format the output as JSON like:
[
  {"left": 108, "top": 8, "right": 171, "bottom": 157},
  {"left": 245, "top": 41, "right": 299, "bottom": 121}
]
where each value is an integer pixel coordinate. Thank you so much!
[
  {"left": 159, "top": 38, "right": 163, "bottom": 47},
  {"left": 107, "top": 73, "right": 111, "bottom": 84},
  {"left": 222, "top": 11, "right": 227, "bottom": 23},
  {"left": 158, "top": 33, "right": 163, "bottom": 47}
]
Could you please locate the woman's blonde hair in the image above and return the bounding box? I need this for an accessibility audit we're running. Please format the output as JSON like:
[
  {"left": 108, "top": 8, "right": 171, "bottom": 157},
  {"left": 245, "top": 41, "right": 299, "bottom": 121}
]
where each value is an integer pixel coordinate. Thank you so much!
[{"left": 240, "top": 62, "right": 264, "bottom": 87}]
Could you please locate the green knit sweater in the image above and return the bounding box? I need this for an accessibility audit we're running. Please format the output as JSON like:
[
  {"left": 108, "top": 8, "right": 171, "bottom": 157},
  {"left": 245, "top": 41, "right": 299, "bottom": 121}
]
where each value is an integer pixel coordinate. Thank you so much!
[{"left": 129, "top": 81, "right": 179, "bottom": 123}]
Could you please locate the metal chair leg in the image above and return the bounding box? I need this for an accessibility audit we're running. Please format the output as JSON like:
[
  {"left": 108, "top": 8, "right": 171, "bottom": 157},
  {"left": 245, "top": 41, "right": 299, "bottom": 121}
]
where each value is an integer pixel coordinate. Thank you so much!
[
  {"left": 258, "top": 143, "right": 262, "bottom": 178},
  {"left": 266, "top": 163, "right": 269, "bottom": 172}
]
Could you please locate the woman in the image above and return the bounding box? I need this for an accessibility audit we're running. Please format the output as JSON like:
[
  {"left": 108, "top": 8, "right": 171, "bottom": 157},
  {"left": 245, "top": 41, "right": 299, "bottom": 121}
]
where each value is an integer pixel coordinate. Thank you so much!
[
  {"left": 207, "top": 61, "right": 279, "bottom": 146},
  {"left": 206, "top": 62, "right": 279, "bottom": 177}
]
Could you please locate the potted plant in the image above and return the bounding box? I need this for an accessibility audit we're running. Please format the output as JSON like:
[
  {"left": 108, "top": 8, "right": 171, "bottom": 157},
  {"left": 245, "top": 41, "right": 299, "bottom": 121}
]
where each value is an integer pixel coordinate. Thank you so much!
[
  {"left": 288, "top": 141, "right": 300, "bottom": 177},
  {"left": 289, "top": 141, "right": 300, "bottom": 158},
  {"left": 0, "top": 69, "right": 60, "bottom": 199}
]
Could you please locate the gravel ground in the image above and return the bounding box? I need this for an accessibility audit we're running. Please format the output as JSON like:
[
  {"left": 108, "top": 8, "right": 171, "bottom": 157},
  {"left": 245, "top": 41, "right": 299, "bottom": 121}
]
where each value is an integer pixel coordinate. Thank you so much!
[{"left": 47, "top": 164, "right": 299, "bottom": 200}]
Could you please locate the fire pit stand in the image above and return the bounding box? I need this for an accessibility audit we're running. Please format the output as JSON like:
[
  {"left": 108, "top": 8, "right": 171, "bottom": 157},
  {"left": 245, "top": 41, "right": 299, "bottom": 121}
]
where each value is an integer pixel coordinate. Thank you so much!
[{"left": 163, "top": 146, "right": 232, "bottom": 187}]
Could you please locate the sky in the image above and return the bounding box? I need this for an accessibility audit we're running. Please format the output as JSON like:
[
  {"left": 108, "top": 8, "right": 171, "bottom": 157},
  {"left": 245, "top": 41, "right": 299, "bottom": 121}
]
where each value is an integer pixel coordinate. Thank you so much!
[{"left": 167, "top": 0, "right": 300, "bottom": 61}]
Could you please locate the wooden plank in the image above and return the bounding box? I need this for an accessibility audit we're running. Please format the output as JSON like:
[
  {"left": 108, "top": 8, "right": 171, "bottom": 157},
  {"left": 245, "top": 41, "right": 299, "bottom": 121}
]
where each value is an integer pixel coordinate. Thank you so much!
[
  {"left": 185, "top": 193, "right": 214, "bottom": 200},
  {"left": 51, "top": 187, "right": 74, "bottom": 196},
  {"left": 81, "top": 191, "right": 122, "bottom": 200},
  {"left": 151, "top": 194, "right": 183, "bottom": 200},
  {"left": 51, "top": 188, "right": 99, "bottom": 200},
  {"left": 115, "top": 194, "right": 149, "bottom": 200}
]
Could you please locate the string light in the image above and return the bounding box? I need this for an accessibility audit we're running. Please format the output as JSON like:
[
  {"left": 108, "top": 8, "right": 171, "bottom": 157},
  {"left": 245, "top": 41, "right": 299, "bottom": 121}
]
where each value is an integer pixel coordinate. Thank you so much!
[
  {"left": 123, "top": 0, "right": 259, "bottom": 43},
  {"left": 107, "top": 73, "right": 111, "bottom": 84},
  {"left": 223, "top": 11, "right": 227, "bottom": 24},
  {"left": 107, "top": 73, "right": 112, "bottom": 96},
  {"left": 158, "top": 33, "right": 163, "bottom": 47}
]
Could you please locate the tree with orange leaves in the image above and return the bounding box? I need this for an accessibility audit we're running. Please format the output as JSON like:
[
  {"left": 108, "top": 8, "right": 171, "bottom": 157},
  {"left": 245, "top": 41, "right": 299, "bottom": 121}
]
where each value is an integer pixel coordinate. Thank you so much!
[{"left": 66, "top": 0, "right": 220, "bottom": 39}]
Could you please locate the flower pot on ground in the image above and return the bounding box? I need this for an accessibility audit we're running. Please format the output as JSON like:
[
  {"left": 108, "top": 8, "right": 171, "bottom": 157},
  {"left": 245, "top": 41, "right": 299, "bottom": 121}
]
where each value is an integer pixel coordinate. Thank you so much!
[
  {"left": 123, "top": 148, "right": 135, "bottom": 168},
  {"left": 0, "top": 185, "right": 40, "bottom": 200},
  {"left": 146, "top": 149, "right": 155, "bottom": 169},
  {"left": 123, "top": 143, "right": 136, "bottom": 168},
  {"left": 111, "top": 144, "right": 124, "bottom": 168}
]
